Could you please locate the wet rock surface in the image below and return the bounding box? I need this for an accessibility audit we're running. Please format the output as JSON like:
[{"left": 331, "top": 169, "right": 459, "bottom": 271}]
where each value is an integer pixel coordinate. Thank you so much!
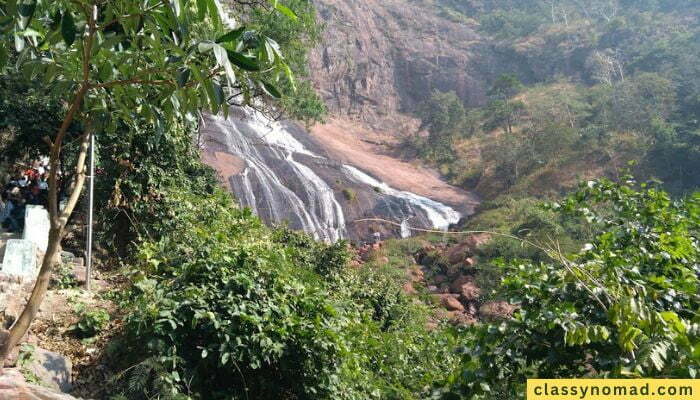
[{"left": 200, "top": 111, "right": 465, "bottom": 242}]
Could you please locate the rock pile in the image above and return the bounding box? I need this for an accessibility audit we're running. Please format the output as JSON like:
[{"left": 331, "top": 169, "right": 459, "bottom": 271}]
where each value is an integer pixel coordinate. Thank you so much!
[{"left": 411, "top": 234, "right": 515, "bottom": 326}]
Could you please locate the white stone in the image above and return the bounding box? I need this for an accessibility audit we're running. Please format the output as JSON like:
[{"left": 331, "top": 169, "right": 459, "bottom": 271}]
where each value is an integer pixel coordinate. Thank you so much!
[
  {"left": 1, "top": 239, "right": 37, "bottom": 277},
  {"left": 23, "top": 205, "right": 50, "bottom": 252}
]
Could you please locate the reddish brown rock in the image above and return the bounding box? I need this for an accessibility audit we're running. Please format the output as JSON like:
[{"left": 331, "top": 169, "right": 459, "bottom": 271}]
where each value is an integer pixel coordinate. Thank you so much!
[
  {"left": 459, "top": 282, "right": 481, "bottom": 301},
  {"left": 402, "top": 282, "right": 417, "bottom": 295},
  {"left": 432, "top": 274, "right": 448, "bottom": 284},
  {"left": 445, "top": 234, "right": 491, "bottom": 265},
  {"left": 407, "top": 266, "right": 424, "bottom": 283},
  {"left": 446, "top": 242, "right": 473, "bottom": 265},
  {"left": 449, "top": 274, "right": 474, "bottom": 293},
  {"left": 441, "top": 295, "right": 465, "bottom": 312},
  {"left": 480, "top": 301, "right": 518, "bottom": 321},
  {"left": 450, "top": 312, "right": 478, "bottom": 326}
]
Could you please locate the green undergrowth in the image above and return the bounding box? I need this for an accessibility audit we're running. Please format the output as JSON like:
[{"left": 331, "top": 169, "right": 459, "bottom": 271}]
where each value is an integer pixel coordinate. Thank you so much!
[{"left": 106, "top": 188, "right": 460, "bottom": 399}]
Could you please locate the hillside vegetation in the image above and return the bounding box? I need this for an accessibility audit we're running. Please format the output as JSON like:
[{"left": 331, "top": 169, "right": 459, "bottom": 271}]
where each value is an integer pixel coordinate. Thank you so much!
[{"left": 409, "top": 0, "right": 699, "bottom": 198}]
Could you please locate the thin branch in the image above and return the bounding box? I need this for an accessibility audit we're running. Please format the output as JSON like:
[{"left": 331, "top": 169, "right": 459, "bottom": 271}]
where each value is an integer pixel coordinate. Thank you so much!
[
  {"left": 47, "top": 85, "right": 88, "bottom": 225},
  {"left": 91, "top": 78, "right": 174, "bottom": 89}
]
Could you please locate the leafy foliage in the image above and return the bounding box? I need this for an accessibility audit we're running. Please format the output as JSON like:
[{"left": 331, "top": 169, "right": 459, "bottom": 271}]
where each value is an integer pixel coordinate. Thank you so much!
[
  {"left": 71, "top": 304, "right": 110, "bottom": 338},
  {"left": 109, "top": 187, "right": 457, "bottom": 399},
  {"left": 443, "top": 179, "right": 700, "bottom": 398}
]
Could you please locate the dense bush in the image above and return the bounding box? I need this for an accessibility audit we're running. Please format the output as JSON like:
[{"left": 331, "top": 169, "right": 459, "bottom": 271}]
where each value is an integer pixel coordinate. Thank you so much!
[
  {"left": 443, "top": 179, "right": 700, "bottom": 398},
  {"left": 111, "top": 188, "right": 459, "bottom": 399}
]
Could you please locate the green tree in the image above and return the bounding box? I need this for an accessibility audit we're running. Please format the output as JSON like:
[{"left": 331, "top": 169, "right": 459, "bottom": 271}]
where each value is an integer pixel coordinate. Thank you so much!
[
  {"left": 0, "top": 0, "right": 295, "bottom": 365},
  {"left": 485, "top": 74, "right": 525, "bottom": 134},
  {"left": 248, "top": 0, "right": 327, "bottom": 124},
  {"left": 417, "top": 90, "right": 466, "bottom": 160}
]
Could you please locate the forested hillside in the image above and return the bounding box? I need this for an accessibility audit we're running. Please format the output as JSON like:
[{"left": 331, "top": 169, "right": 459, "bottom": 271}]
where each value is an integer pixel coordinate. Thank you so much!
[{"left": 410, "top": 0, "right": 699, "bottom": 196}]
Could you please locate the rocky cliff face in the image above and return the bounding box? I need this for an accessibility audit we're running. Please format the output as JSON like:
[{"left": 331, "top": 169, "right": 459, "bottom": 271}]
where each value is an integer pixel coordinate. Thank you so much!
[
  {"left": 308, "top": 0, "right": 494, "bottom": 130},
  {"left": 202, "top": 0, "right": 486, "bottom": 240}
]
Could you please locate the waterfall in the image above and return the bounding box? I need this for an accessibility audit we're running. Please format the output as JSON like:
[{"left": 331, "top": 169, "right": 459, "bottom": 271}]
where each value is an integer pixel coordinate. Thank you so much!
[
  {"left": 341, "top": 165, "right": 461, "bottom": 231},
  {"left": 202, "top": 110, "right": 462, "bottom": 241}
]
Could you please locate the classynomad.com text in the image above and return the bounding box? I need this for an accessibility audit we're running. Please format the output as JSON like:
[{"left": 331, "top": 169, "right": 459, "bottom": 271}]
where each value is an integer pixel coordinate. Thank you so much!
[{"left": 527, "top": 379, "right": 699, "bottom": 400}]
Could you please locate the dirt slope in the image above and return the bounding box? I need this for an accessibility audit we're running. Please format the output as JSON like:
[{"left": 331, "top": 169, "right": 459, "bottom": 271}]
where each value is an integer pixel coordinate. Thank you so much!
[{"left": 309, "top": 118, "right": 478, "bottom": 212}]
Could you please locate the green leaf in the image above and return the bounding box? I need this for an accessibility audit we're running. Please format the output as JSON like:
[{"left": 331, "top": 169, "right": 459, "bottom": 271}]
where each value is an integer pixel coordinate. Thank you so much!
[
  {"left": 0, "top": 44, "right": 7, "bottom": 70},
  {"left": 196, "top": 0, "right": 207, "bottom": 20},
  {"left": 260, "top": 81, "right": 282, "bottom": 98},
  {"left": 267, "top": 0, "right": 298, "bottom": 20},
  {"left": 226, "top": 50, "right": 260, "bottom": 72},
  {"left": 61, "top": 13, "right": 76, "bottom": 47},
  {"left": 49, "top": 10, "right": 61, "bottom": 31},
  {"left": 6, "top": 0, "right": 17, "bottom": 18},
  {"left": 198, "top": 41, "right": 215, "bottom": 53},
  {"left": 215, "top": 27, "right": 245, "bottom": 44},
  {"left": 0, "top": 15, "right": 14, "bottom": 30},
  {"left": 176, "top": 68, "right": 191, "bottom": 88},
  {"left": 213, "top": 43, "right": 236, "bottom": 84}
]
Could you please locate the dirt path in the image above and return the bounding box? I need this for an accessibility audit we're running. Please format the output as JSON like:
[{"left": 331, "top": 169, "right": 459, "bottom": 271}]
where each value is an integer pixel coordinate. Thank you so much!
[{"left": 310, "top": 118, "right": 479, "bottom": 213}]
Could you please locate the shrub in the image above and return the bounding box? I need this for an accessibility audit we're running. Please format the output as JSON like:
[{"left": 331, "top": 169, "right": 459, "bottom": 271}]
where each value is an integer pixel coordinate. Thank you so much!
[
  {"left": 113, "top": 188, "right": 458, "bottom": 399},
  {"left": 50, "top": 263, "right": 78, "bottom": 289},
  {"left": 342, "top": 187, "right": 357, "bottom": 202},
  {"left": 444, "top": 179, "right": 700, "bottom": 398},
  {"left": 71, "top": 305, "right": 110, "bottom": 339}
]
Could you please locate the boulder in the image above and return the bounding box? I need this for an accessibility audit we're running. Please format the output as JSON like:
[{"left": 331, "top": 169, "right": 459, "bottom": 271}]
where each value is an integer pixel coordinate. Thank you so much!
[
  {"left": 71, "top": 265, "right": 87, "bottom": 283},
  {"left": 445, "top": 242, "right": 472, "bottom": 265},
  {"left": 445, "top": 234, "right": 491, "bottom": 265},
  {"left": 440, "top": 295, "right": 465, "bottom": 312},
  {"left": 450, "top": 312, "right": 477, "bottom": 326},
  {"left": 23, "top": 348, "right": 72, "bottom": 393},
  {"left": 0, "top": 368, "right": 78, "bottom": 399},
  {"left": 407, "top": 266, "right": 424, "bottom": 283},
  {"left": 432, "top": 274, "right": 448, "bottom": 284},
  {"left": 480, "top": 301, "right": 518, "bottom": 322},
  {"left": 402, "top": 282, "right": 417, "bottom": 295},
  {"left": 458, "top": 282, "right": 481, "bottom": 301},
  {"left": 449, "top": 274, "right": 474, "bottom": 293}
]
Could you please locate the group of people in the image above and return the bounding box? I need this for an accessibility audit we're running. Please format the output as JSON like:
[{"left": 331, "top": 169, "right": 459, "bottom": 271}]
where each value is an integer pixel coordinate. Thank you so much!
[{"left": 0, "top": 161, "right": 50, "bottom": 234}]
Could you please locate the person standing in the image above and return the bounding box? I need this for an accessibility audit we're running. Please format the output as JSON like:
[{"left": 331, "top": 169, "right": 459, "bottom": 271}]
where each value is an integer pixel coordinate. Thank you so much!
[{"left": 0, "top": 192, "right": 19, "bottom": 233}]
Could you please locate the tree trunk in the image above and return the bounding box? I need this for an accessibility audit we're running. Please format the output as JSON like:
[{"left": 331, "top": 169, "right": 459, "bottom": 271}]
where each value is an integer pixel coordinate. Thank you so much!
[
  {"left": 0, "top": 121, "right": 91, "bottom": 370},
  {"left": 0, "top": 227, "right": 62, "bottom": 365}
]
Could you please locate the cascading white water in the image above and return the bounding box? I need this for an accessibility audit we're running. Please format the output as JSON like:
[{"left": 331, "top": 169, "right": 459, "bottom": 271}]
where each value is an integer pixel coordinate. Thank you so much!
[
  {"left": 203, "top": 110, "right": 462, "bottom": 241},
  {"left": 342, "top": 165, "right": 461, "bottom": 230}
]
